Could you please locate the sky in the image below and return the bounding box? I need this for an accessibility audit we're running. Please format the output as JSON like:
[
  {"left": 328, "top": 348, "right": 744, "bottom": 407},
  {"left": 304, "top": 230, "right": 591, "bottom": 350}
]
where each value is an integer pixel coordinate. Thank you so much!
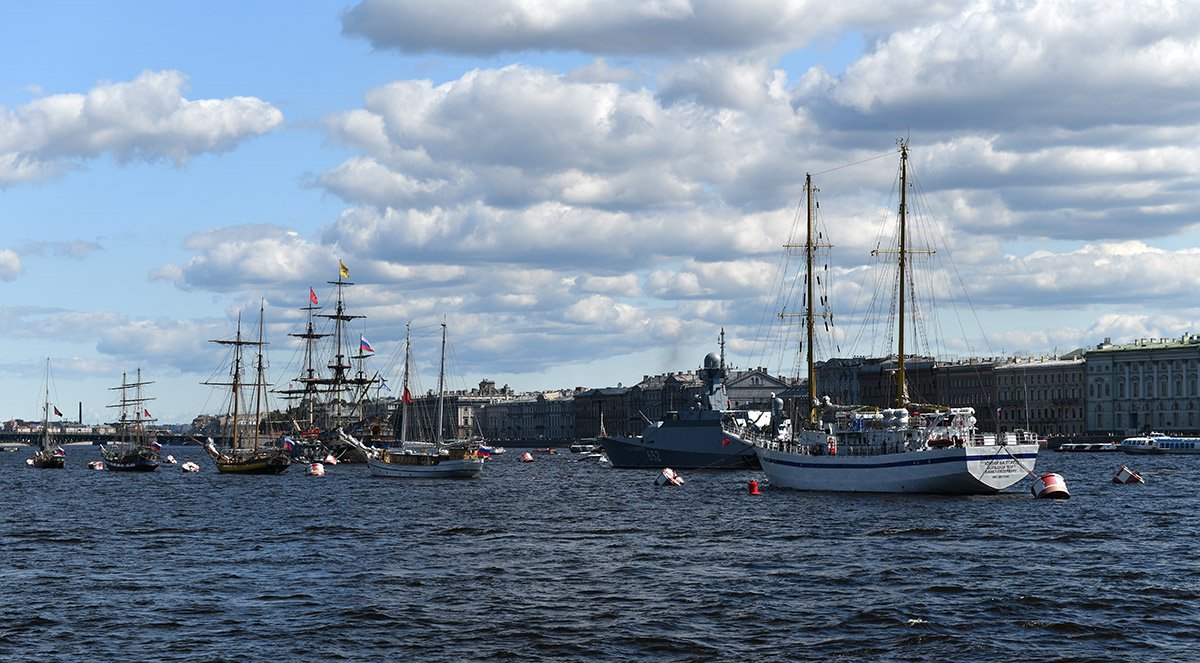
[{"left": 3, "top": 0, "right": 1200, "bottom": 424}]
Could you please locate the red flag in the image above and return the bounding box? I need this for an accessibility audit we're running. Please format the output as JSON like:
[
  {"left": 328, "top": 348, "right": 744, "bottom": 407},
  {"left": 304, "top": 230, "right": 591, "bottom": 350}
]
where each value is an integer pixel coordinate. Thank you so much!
[
  {"left": 402, "top": 386, "right": 412, "bottom": 404},
  {"left": 309, "top": 288, "right": 318, "bottom": 305},
  {"left": 144, "top": 408, "right": 152, "bottom": 418},
  {"left": 53, "top": 406, "right": 62, "bottom": 416}
]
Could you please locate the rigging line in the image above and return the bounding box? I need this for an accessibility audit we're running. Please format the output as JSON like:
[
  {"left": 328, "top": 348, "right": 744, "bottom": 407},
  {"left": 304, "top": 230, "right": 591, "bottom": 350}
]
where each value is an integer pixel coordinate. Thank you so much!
[
  {"left": 812, "top": 149, "right": 897, "bottom": 177},
  {"left": 907, "top": 161, "right": 993, "bottom": 358},
  {"left": 751, "top": 196, "right": 803, "bottom": 372}
]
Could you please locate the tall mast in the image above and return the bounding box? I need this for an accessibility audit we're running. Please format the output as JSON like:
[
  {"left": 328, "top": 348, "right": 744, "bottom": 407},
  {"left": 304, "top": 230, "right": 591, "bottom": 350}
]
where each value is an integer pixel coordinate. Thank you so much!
[
  {"left": 120, "top": 372, "right": 129, "bottom": 444},
  {"left": 279, "top": 289, "right": 330, "bottom": 428},
  {"left": 896, "top": 141, "right": 909, "bottom": 408},
  {"left": 232, "top": 315, "right": 243, "bottom": 451},
  {"left": 781, "top": 174, "right": 828, "bottom": 428},
  {"left": 317, "top": 267, "right": 369, "bottom": 426},
  {"left": 253, "top": 301, "right": 266, "bottom": 451},
  {"left": 109, "top": 368, "right": 154, "bottom": 448},
  {"left": 400, "top": 323, "right": 411, "bottom": 445},
  {"left": 804, "top": 173, "right": 818, "bottom": 424},
  {"left": 208, "top": 312, "right": 267, "bottom": 452},
  {"left": 41, "top": 358, "right": 51, "bottom": 450},
  {"left": 435, "top": 321, "right": 447, "bottom": 445}
]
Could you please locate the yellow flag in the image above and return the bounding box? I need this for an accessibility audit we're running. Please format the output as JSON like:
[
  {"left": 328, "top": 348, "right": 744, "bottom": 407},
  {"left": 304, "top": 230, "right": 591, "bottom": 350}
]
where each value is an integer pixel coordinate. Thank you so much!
[{"left": 339, "top": 259, "right": 349, "bottom": 278}]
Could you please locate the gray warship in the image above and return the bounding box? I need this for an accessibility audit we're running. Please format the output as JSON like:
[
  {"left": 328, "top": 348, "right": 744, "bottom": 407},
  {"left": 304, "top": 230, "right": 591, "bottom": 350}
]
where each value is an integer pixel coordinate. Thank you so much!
[{"left": 600, "top": 341, "right": 760, "bottom": 470}]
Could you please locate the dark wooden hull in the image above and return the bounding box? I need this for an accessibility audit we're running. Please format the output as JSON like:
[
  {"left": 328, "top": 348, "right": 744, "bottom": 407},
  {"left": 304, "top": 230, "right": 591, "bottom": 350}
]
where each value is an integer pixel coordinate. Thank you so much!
[
  {"left": 28, "top": 454, "right": 65, "bottom": 469},
  {"left": 102, "top": 448, "right": 161, "bottom": 472},
  {"left": 214, "top": 452, "right": 291, "bottom": 475}
]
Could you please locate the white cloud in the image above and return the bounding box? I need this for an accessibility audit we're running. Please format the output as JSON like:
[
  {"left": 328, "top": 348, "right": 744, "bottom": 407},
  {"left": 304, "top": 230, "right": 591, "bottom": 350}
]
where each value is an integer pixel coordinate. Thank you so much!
[
  {"left": 821, "top": 1, "right": 1200, "bottom": 128},
  {"left": 147, "top": 1, "right": 1200, "bottom": 395},
  {"left": 341, "top": 0, "right": 962, "bottom": 56},
  {"left": 152, "top": 224, "right": 328, "bottom": 292},
  {"left": 0, "top": 70, "right": 283, "bottom": 183},
  {"left": 0, "top": 250, "right": 24, "bottom": 281}
]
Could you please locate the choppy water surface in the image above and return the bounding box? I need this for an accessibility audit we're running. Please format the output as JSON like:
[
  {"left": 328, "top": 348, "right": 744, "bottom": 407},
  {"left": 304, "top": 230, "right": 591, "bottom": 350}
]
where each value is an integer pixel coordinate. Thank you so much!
[{"left": 2, "top": 446, "right": 1198, "bottom": 661}]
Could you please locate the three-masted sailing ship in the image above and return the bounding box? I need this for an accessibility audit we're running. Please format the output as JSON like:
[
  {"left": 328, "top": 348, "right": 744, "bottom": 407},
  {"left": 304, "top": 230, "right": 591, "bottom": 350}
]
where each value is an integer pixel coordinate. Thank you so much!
[
  {"left": 101, "top": 368, "right": 161, "bottom": 472},
  {"left": 277, "top": 262, "right": 383, "bottom": 462},
  {"left": 200, "top": 303, "right": 291, "bottom": 475},
  {"left": 27, "top": 358, "right": 66, "bottom": 469},
  {"left": 747, "top": 141, "right": 1041, "bottom": 494}
]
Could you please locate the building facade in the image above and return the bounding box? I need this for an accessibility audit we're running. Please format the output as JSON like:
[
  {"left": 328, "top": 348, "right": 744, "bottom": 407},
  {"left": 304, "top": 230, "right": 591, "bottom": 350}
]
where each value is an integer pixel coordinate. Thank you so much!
[
  {"left": 994, "top": 356, "right": 1086, "bottom": 436},
  {"left": 1086, "top": 335, "right": 1200, "bottom": 435}
]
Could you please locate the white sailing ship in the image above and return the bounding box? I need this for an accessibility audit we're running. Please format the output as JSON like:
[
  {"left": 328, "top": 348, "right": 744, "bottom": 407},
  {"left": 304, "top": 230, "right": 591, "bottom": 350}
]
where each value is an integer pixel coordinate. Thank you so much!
[
  {"left": 745, "top": 142, "right": 1040, "bottom": 494},
  {"left": 365, "top": 322, "right": 483, "bottom": 479}
]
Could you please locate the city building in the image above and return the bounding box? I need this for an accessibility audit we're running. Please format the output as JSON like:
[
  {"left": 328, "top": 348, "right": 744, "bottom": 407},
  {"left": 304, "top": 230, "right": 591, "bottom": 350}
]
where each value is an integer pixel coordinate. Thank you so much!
[{"left": 1086, "top": 335, "right": 1200, "bottom": 435}]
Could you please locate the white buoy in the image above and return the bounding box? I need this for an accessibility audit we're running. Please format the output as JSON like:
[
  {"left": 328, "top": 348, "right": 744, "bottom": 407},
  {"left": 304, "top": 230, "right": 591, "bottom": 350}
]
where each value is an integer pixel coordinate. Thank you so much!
[
  {"left": 88, "top": 460, "right": 104, "bottom": 470},
  {"left": 165, "top": 454, "right": 177, "bottom": 464},
  {"left": 522, "top": 452, "right": 535, "bottom": 463},
  {"left": 181, "top": 461, "right": 200, "bottom": 473},
  {"left": 1031, "top": 472, "right": 1069, "bottom": 499},
  {"left": 307, "top": 462, "right": 325, "bottom": 477},
  {"left": 654, "top": 467, "right": 684, "bottom": 487},
  {"left": 1112, "top": 465, "right": 1145, "bottom": 484}
]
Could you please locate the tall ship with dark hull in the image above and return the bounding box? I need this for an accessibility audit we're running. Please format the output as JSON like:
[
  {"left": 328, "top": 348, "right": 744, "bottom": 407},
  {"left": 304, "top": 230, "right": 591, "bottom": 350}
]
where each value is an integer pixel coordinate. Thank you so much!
[
  {"left": 200, "top": 303, "right": 291, "bottom": 475},
  {"left": 27, "top": 358, "right": 66, "bottom": 470},
  {"left": 277, "top": 262, "right": 383, "bottom": 463},
  {"left": 101, "top": 369, "right": 161, "bottom": 472},
  {"left": 599, "top": 335, "right": 760, "bottom": 470}
]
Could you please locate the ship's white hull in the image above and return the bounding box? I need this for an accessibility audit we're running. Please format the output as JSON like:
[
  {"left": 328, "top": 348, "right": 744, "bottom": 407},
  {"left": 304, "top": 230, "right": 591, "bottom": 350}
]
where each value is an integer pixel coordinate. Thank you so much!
[
  {"left": 755, "top": 443, "right": 1039, "bottom": 494},
  {"left": 367, "top": 456, "right": 483, "bottom": 478}
]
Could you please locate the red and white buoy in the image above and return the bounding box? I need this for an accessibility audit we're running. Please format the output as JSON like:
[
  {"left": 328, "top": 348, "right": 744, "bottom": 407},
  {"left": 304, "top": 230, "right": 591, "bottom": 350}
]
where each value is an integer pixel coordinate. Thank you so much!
[
  {"left": 181, "top": 461, "right": 200, "bottom": 473},
  {"left": 165, "top": 454, "right": 177, "bottom": 464},
  {"left": 307, "top": 462, "right": 325, "bottom": 477},
  {"left": 1112, "top": 465, "right": 1145, "bottom": 484},
  {"left": 747, "top": 478, "right": 761, "bottom": 495},
  {"left": 1031, "top": 472, "right": 1070, "bottom": 499},
  {"left": 88, "top": 460, "right": 104, "bottom": 470},
  {"left": 654, "top": 467, "right": 684, "bottom": 487},
  {"left": 323, "top": 454, "right": 339, "bottom": 465},
  {"left": 522, "top": 452, "right": 535, "bottom": 463}
]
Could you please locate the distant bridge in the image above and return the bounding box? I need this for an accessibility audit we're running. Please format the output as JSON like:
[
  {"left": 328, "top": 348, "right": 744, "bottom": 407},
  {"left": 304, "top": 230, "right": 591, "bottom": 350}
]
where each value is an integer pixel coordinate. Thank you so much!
[{"left": 0, "top": 430, "right": 214, "bottom": 447}]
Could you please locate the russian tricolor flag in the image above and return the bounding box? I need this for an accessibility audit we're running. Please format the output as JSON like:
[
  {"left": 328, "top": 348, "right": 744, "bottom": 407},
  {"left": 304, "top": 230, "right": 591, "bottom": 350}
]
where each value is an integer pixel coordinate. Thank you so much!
[
  {"left": 283, "top": 438, "right": 296, "bottom": 451},
  {"left": 360, "top": 335, "right": 374, "bottom": 353},
  {"left": 150, "top": 441, "right": 162, "bottom": 451}
]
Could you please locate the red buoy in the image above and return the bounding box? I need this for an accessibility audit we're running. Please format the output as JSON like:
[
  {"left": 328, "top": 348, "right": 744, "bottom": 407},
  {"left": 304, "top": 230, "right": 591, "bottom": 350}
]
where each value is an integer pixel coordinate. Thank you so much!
[
  {"left": 748, "top": 479, "right": 761, "bottom": 495},
  {"left": 1031, "top": 472, "right": 1069, "bottom": 499},
  {"left": 1112, "top": 465, "right": 1145, "bottom": 484},
  {"left": 522, "top": 452, "right": 534, "bottom": 463},
  {"left": 654, "top": 468, "right": 684, "bottom": 486}
]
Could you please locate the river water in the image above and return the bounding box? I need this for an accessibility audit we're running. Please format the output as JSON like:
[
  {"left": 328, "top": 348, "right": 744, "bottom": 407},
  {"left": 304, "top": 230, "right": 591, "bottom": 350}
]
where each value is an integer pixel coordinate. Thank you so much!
[{"left": 1, "top": 445, "right": 1197, "bottom": 661}]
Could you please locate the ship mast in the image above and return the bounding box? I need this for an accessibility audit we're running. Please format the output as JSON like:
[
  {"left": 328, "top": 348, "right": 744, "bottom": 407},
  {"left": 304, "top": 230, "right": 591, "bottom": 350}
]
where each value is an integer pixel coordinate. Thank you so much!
[
  {"left": 781, "top": 173, "right": 829, "bottom": 428},
  {"left": 804, "top": 174, "right": 818, "bottom": 424},
  {"left": 317, "top": 268, "right": 374, "bottom": 427},
  {"left": 278, "top": 289, "right": 330, "bottom": 429},
  {"left": 896, "top": 141, "right": 909, "bottom": 408},
  {"left": 41, "top": 358, "right": 52, "bottom": 450},
  {"left": 435, "top": 321, "right": 447, "bottom": 445},
  {"left": 252, "top": 301, "right": 268, "bottom": 452},
  {"left": 399, "top": 323, "right": 411, "bottom": 446},
  {"left": 208, "top": 313, "right": 263, "bottom": 451}
]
